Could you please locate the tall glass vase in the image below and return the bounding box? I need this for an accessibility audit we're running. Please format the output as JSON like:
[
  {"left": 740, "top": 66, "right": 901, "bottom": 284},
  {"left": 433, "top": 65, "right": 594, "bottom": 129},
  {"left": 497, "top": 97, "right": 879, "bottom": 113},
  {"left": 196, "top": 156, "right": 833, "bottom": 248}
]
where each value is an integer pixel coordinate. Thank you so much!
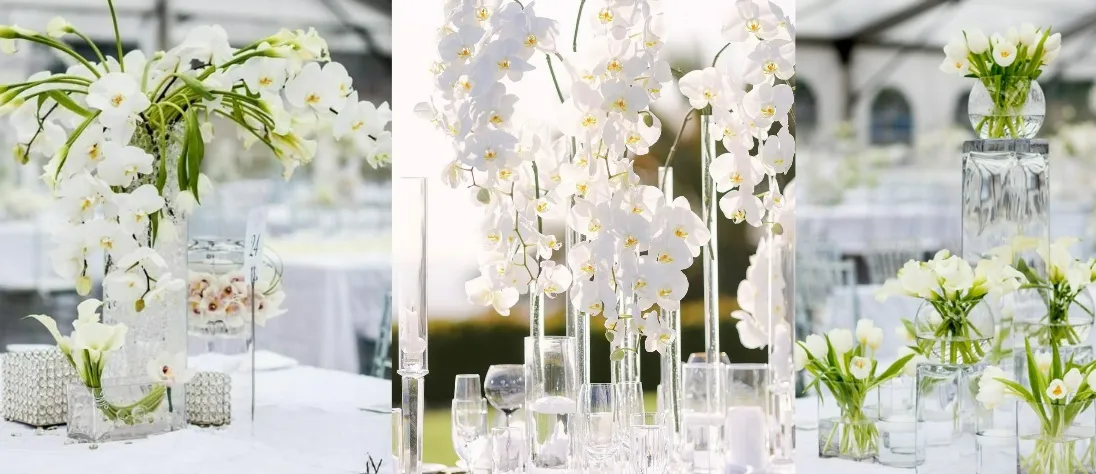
[
  {"left": 961, "top": 139, "right": 1049, "bottom": 372},
  {"left": 525, "top": 336, "right": 579, "bottom": 471},
  {"left": 768, "top": 233, "right": 795, "bottom": 471},
  {"left": 699, "top": 115, "right": 720, "bottom": 365},
  {"left": 563, "top": 139, "right": 590, "bottom": 386},
  {"left": 658, "top": 166, "right": 684, "bottom": 445},
  {"left": 396, "top": 177, "right": 429, "bottom": 474},
  {"left": 612, "top": 292, "right": 640, "bottom": 384},
  {"left": 100, "top": 124, "right": 188, "bottom": 432}
]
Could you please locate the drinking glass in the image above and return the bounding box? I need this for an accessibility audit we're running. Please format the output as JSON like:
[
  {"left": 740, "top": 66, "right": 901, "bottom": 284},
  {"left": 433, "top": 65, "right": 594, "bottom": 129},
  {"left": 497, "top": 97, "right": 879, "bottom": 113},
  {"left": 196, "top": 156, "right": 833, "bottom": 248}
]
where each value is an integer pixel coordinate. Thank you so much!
[
  {"left": 630, "top": 412, "right": 671, "bottom": 474},
  {"left": 578, "top": 383, "right": 617, "bottom": 469},
  {"left": 682, "top": 362, "right": 725, "bottom": 473},
  {"left": 524, "top": 336, "right": 579, "bottom": 470},
  {"left": 485, "top": 364, "right": 526, "bottom": 427},
  {"left": 456, "top": 374, "right": 483, "bottom": 401},
  {"left": 725, "top": 364, "right": 769, "bottom": 471},
  {"left": 453, "top": 398, "right": 489, "bottom": 469},
  {"left": 491, "top": 426, "right": 525, "bottom": 474}
]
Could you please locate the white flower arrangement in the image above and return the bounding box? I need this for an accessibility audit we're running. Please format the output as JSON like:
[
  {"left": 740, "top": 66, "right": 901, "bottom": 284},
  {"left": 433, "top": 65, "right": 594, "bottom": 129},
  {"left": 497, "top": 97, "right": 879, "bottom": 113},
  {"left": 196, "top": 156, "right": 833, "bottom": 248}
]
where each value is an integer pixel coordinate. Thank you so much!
[
  {"left": 187, "top": 268, "right": 286, "bottom": 335},
  {"left": 877, "top": 250, "right": 1025, "bottom": 365},
  {"left": 0, "top": 4, "right": 391, "bottom": 317},
  {"left": 978, "top": 341, "right": 1096, "bottom": 472},
  {"left": 795, "top": 320, "right": 915, "bottom": 459},
  {"left": 939, "top": 23, "right": 1061, "bottom": 138},
  {"left": 677, "top": 0, "right": 795, "bottom": 228},
  {"left": 418, "top": 0, "right": 708, "bottom": 357},
  {"left": 28, "top": 299, "right": 191, "bottom": 422},
  {"left": 990, "top": 237, "right": 1096, "bottom": 347}
]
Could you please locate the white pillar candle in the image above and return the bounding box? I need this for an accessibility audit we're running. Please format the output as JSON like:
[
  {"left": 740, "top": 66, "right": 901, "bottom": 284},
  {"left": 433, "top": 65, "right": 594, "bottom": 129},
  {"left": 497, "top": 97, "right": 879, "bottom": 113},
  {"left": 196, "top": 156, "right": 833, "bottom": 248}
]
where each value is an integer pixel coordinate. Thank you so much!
[{"left": 725, "top": 406, "right": 768, "bottom": 470}]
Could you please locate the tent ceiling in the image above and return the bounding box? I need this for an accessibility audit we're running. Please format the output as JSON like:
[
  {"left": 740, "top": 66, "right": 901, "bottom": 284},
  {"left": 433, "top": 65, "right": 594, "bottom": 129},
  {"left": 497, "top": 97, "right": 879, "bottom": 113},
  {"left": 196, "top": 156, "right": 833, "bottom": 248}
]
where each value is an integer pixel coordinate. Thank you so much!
[
  {"left": 799, "top": 0, "right": 1096, "bottom": 50},
  {"left": 0, "top": 0, "right": 390, "bottom": 53}
]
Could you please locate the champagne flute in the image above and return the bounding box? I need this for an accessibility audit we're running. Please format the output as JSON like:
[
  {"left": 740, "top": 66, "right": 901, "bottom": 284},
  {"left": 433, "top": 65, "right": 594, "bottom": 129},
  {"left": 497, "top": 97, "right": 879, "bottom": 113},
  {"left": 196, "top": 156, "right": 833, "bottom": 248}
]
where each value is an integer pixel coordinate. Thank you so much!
[
  {"left": 452, "top": 398, "right": 489, "bottom": 470},
  {"left": 455, "top": 373, "right": 483, "bottom": 401}
]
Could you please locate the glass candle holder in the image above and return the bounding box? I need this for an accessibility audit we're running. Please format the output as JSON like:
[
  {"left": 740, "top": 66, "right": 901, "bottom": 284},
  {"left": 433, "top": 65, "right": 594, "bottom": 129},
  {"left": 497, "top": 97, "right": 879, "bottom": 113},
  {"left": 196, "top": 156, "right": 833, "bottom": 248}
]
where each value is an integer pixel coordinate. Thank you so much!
[
  {"left": 682, "top": 362, "right": 725, "bottom": 473},
  {"left": 876, "top": 377, "right": 923, "bottom": 468},
  {"left": 724, "top": 364, "right": 769, "bottom": 471},
  {"left": 491, "top": 425, "right": 526, "bottom": 474},
  {"left": 524, "top": 336, "right": 578, "bottom": 471},
  {"left": 396, "top": 176, "right": 428, "bottom": 374}
]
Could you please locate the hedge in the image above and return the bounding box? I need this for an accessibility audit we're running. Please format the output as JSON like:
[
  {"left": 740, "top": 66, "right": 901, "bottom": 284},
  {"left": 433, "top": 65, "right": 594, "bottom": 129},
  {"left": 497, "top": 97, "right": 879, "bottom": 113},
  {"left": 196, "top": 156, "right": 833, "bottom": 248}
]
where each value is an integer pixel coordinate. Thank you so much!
[{"left": 391, "top": 297, "right": 766, "bottom": 406}]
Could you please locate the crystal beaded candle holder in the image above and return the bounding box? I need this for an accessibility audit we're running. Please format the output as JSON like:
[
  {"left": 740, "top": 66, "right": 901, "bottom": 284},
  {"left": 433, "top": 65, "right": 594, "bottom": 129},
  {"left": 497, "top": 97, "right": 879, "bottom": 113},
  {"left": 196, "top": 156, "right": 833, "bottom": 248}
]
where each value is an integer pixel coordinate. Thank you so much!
[
  {"left": 1, "top": 348, "right": 77, "bottom": 427},
  {"left": 185, "top": 371, "right": 231, "bottom": 427}
]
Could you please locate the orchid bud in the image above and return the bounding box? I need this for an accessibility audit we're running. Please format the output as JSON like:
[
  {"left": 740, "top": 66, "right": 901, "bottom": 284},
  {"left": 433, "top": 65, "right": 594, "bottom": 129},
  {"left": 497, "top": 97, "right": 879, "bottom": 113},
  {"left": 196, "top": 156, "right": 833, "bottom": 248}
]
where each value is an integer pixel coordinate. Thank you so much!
[
  {"left": 76, "top": 276, "right": 92, "bottom": 296},
  {"left": 12, "top": 144, "right": 27, "bottom": 165}
]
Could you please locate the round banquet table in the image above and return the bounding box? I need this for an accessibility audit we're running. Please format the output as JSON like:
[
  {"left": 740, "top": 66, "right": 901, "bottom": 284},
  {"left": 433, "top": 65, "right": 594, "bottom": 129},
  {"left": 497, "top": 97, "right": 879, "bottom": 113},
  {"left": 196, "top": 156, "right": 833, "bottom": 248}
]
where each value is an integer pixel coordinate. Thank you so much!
[{"left": 0, "top": 365, "right": 394, "bottom": 474}]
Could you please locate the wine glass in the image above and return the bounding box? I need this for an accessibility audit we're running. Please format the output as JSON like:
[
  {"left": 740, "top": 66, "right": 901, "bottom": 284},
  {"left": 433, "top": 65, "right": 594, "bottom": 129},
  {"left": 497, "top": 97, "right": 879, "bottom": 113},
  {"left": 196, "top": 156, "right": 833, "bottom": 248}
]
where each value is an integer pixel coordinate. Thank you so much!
[
  {"left": 455, "top": 373, "right": 483, "bottom": 401},
  {"left": 630, "top": 412, "right": 671, "bottom": 474},
  {"left": 578, "top": 383, "right": 617, "bottom": 469},
  {"left": 484, "top": 364, "right": 525, "bottom": 427},
  {"left": 452, "top": 398, "right": 489, "bottom": 469}
]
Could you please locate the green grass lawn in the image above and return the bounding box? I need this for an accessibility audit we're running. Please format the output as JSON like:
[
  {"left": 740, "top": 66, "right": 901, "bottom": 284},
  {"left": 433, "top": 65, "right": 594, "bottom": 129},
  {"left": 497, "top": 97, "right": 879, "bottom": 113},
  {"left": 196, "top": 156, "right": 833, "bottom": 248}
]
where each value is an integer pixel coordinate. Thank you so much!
[{"left": 422, "top": 392, "right": 659, "bottom": 466}]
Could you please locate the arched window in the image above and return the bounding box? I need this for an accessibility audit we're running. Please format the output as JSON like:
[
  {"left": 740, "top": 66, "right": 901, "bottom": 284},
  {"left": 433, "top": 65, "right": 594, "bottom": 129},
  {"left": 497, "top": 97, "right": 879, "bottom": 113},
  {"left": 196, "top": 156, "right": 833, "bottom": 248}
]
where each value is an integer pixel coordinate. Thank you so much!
[
  {"left": 869, "top": 88, "right": 913, "bottom": 145},
  {"left": 794, "top": 79, "right": 818, "bottom": 141},
  {"left": 954, "top": 91, "right": 970, "bottom": 126}
]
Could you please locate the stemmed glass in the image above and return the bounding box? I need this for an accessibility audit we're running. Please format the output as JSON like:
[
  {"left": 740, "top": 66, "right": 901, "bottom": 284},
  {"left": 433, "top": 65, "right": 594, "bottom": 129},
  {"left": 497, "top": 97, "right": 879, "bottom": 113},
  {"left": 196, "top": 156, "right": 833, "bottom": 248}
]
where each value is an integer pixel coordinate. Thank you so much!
[
  {"left": 630, "top": 412, "right": 672, "bottom": 474},
  {"left": 456, "top": 373, "right": 483, "bottom": 401},
  {"left": 452, "top": 398, "right": 489, "bottom": 471},
  {"left": 578, "top": 383, "right": 618, "bottom": 469},
  {"left": 484, "top": 364, "right": 525, "bottom": 427}
]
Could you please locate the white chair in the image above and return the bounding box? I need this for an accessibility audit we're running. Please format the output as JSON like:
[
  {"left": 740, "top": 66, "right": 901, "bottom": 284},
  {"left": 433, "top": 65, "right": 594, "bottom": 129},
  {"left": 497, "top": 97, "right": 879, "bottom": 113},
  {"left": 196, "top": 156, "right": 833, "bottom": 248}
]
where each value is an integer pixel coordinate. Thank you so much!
[{"left": 863, "top": 241, "right": 923, "bottom": 285}]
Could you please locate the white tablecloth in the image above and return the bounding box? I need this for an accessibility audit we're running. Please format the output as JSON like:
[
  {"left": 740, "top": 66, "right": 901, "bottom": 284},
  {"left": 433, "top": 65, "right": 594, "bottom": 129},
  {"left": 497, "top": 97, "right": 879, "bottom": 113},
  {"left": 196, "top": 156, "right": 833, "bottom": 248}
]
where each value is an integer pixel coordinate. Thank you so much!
[
  {"left": 0, "top": 220, "right": 80, "bottom": 291},
  {"left": 795, "top": 396, "right": 904, "bottom": 474},
  {"left": 261, "top": 240, "right": 391, "bottom": 374},
  {"left": 0, "top": 365, "right": 393, "bottom": 474},
  {"left": 800, "top": 202, "right": 1092, "bottom": 255}
]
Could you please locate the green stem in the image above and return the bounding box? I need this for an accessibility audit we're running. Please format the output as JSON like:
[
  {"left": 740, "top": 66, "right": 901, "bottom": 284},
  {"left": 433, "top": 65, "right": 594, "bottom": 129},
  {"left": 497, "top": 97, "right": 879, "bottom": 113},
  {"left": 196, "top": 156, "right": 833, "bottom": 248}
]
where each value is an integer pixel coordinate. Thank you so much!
[{"left": 107, "top": 0, "right": 125, "bottom": 71}]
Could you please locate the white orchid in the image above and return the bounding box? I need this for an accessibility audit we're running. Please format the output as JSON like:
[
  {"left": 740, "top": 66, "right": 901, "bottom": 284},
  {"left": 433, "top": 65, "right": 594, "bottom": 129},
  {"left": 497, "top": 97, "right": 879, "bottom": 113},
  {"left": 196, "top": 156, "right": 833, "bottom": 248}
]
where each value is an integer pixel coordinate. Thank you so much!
[{"left": 146, "top": 352, "right": 194, "bottom": 387}]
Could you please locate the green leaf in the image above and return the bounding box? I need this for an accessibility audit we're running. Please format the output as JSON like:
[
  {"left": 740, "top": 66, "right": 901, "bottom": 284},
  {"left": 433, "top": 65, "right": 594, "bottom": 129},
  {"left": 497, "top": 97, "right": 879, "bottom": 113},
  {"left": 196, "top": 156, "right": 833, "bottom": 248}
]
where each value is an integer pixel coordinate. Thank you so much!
[
  {"left": 610, "top": 348, "right": 626, "bottom": 362},
  {"left": 873, "top": 353, "right": 917, "bottom": 387},
  {"left": 1026, "top": 339, "right": 1045, "bottom": 407},
  {"left": 605, "top": 331, "right": 616, "bottom": 343},
  {"left": 997, "top": 379, "right": 1037, "bottom": 405},
  {"left": 177, "top": 74, "right": 214, "bottom": 101},
  {"left": 184, "top": 108, "right": 204, "bottom": 203},
  {"left": 47, "top": 91, "right": 90, "bottom": 118}
]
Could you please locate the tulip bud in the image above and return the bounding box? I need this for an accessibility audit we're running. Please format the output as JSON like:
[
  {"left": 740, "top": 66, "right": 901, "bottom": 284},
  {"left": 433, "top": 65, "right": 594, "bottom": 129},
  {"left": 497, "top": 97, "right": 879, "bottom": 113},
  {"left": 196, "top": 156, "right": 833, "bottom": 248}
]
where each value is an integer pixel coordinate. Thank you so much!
[{"left": 76, "top": 275, "right": 92, "bottom": 296}]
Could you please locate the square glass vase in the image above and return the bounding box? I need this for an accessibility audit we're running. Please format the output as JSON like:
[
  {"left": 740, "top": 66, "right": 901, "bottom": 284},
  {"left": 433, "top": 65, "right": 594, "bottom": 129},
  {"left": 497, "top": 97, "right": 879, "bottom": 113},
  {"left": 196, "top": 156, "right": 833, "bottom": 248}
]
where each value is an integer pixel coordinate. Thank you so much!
[{"left": 66, "top": 378, "right": 184, "bottom": 443}]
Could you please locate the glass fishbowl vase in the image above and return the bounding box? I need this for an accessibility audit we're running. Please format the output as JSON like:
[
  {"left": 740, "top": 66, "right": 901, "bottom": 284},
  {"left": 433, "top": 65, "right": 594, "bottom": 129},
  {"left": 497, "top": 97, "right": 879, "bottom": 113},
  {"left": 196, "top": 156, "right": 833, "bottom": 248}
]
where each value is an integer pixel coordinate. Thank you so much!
[
  {"left": 187, "top": 238, "right": 284, "bottom": 342},
  {"left": 968, "top": 76, "right": 1044, "bottom": 140}
]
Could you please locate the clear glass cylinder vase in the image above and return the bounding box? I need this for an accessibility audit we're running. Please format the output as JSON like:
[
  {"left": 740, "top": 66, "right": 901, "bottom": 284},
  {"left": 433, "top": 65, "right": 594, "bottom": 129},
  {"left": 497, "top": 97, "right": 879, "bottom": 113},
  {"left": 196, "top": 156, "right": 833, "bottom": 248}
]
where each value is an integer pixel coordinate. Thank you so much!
[
  {"left": 682, "top": 362, "right": 725, "bottom": 473},
  {"left": 1016, "top": 401, "right": 1096, "bottom": 474},
  {"left": 524, "top": 335, "right": 578, "bottom": 471},
  {"left": 914, "top": 300, "right": 996, "bottom": 366},
  {"left": 100, "top": 124, "right": 188, "bottom": 433},
  {"left": 876, "top": 377, "right": 923, "bottom": 468},
  {"left": 1014, "top": 288, "right": 1096, "bottom": 362},
  {"left": 968, "top": 76, "right": 1045, "bottom": 140},
  {"left": 699, "top": 115, "right": 720, "bottom": 364},
  {"left": 975, "top": 396, "right": 1017, "bottom": 474},
  {"left": 817, "top": 381, "right": 878, "bottom": 462}
]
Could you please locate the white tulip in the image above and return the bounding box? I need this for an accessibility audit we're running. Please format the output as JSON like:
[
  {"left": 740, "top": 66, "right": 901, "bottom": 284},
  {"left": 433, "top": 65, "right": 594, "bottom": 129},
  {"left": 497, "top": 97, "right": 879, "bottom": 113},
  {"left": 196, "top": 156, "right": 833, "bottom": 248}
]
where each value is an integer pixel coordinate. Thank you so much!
[
  {"left": 976, "top": 365, "right": 1010, "bottom": 409},
  {"left": 805, "top": 334, "right": 827, "bottom": 358},
  {"left": 896, "top": 324, "right": 915, "bottom": 344},
  {"left": 943, "top": 36, "right": 968, "bottom": 60},
  {"left": 939, "top": 56, "right": 969, "bottom": 75},
  {"left": 1046, "top": 379, "right": 1067, "bottom": 400},
  {"left": 1065, "top": 368, "right": 1084, "bottom": 394},
  {"left": 1019, "top": 23, "right": 1038, "bottom": 47},
  {"left": 828, "top": 328, "right": 854, "bottom": 355},
  {"left": 993, "top": 40, "right": 1018, "bottom": 67},
  {"left": 966, "top": 28, "right": 990, "bottom": 54},
  {"left": 855, "top": 319, "right": 876, "bottom": 345},
  {"left": 793, "top": 343, "right": 807, "bottom": 370},
  {"left": 1087, "top": 370, "right": 1096, "bottom": 392},
  {"left": 849, "top": 357, "right": 872, "bottom": 380},
  {"left": 1035, "top": 352, "right": 1053, "bottom": 375},
  {"left": 866, "top": 328, "right": 884, "bottom": 351}
]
